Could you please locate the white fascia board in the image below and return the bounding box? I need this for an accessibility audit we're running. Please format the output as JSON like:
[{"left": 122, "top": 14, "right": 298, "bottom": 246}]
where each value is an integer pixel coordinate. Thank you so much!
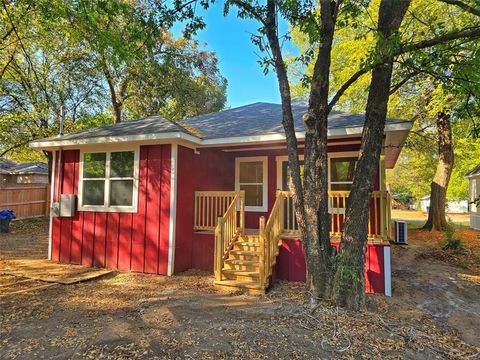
[
  {"left": 199, "top": 131, "right": 306, "bottom": 147},
  {"left": 29, "top": 132, "right": 200, "bottom": 150},
  {"left": 29, "top": 122, "right": 412, "bottom": 150},
  {"left": 200, "top": 123, "right": 411, "bottom": 146},
  {"left": 465, "top": 173, "right": 480, "bottom": 179}
]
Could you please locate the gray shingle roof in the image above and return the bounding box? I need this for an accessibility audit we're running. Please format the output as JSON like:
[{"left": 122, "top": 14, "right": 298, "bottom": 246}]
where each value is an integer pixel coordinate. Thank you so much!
[
  {"left": 465, "top": 164, "right": 480, "bottom": 177},
  {"left": 35, "top": 115, "right": 191, "bottom": 143},
  {"left": 30, "top": 101, "right": 411, "bottom": 146},
  {"left": 182, "top": 101, "right": 410, "bottom": 139},
  {"left": 0, "top": 158, "right": 48, "bottom": 175}
]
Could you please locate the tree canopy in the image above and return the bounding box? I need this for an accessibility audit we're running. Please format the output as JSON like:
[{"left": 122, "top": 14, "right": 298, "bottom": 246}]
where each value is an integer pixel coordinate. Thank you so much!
[
  {"left": 288, "top": 0, "right": 480, "bottom": 203},
  {"left": 0, "top": 0, "right": 227, "bottom": 161}
]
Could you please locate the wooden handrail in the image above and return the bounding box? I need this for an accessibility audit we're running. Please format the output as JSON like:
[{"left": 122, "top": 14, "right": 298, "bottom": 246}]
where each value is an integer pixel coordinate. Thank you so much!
[
  {"left": 213, "top": 191, "right": 245, "bottom": 281},
  {"left": 281, "top": 190, "right": 392, "bottom": 241},
  {"left": 259, "top": 191, "right": 285, "bottom": 287}
]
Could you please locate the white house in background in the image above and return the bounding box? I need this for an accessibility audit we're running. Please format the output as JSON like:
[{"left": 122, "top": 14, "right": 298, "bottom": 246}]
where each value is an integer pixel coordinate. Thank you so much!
[
  {"left": 419, "top": 195, "right": 468, "bottom": 214},
  {"left": 465, "top": 164, "right": 480, "bottom": 230},
  {"left": 0, "top": 158, "right": 49, "bottom": 185}
]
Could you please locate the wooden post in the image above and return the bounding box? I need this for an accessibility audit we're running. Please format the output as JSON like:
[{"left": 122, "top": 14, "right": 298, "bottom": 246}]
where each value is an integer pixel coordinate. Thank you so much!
[
  {"left": 259, "top": 216, "right": 266, "bottom": 289},
  {"left": 277, "top": 191, "right": 284, "bottom": 233},
  {"left": 239, "top": 191, "right": 245, "bottom": 235},
  {"left": 379, "top": 192, "right": 385, "bottom": 241},
  {"left": 214, "top": 217, "right": 224, "bottom": 281},
  {"left": 45, "top": 186, "right": 51, "bottom": 217}
]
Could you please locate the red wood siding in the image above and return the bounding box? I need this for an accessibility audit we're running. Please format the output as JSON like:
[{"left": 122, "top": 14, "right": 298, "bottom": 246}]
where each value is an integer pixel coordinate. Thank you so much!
[
  {"left": 191, "top": 233, "right": 215, "bottom": 272},
  {"left": 51, "top": 145, "right": 171, "bottom": 274},
  {"left": 174, "top": 146, "right": 234, "bottom": 273},
  {"left": 275, "top": 238, "right": 388, "bottom": 294},
  {"left": 182, "top": 142, "right": 383, "bottom": 277}
]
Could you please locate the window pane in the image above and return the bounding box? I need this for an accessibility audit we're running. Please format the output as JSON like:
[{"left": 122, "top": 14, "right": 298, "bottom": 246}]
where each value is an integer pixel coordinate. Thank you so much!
[
  {"left": 110, "top": 180, "right": 133, "bottom": 206},
  {"left": 331, "top": 158, "right": 357, "bottom": 182},
  {"left": 110, "top": 151, "right": 134, "bottom": 178},
  {"left": 239, "top": 161, "right": 263, "bottom": 183},
  {"left": 83, "top": 153, "right": 106, "bottom": 178},
  {"left": 83, "top": 180, "right": 105, "bottom": 205},
  {"left": 240, "top": 184, "right": 263, "bottom": 207},
  {"left": 331, "top": 183, "right": 352, "bottom": 191}
]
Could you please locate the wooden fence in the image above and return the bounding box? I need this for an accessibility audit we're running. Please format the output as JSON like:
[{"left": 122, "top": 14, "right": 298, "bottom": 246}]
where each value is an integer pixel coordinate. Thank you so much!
[{"left": 0, "top": 184, "right": 50, "bottom": 219}]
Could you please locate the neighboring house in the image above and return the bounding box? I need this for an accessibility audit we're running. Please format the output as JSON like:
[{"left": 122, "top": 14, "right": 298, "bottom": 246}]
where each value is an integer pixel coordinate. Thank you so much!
[
  {"left": 0, "top": 158, "right": 49, "bottom": 185},
  {"left": 30, "top": 101, "right": 412, "bottom": 296},
  {"left": 465, "top": 164, "right": 480, "bottom": 230},
  {"left": 419, "top": 195, "right": 468, "bottom": 214}
]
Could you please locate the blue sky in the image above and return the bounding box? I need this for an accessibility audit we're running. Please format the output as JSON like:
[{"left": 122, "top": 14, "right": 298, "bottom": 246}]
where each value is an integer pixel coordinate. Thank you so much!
[{"left": 174, "top": 2, "right": 296, "bottom": 108}]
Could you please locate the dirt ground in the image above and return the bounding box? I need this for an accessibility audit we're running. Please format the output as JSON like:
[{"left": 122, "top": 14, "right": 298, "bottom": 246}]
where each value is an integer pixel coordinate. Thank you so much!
[{"left": 1, "top": 219, "right": 479, "bottom": 359}]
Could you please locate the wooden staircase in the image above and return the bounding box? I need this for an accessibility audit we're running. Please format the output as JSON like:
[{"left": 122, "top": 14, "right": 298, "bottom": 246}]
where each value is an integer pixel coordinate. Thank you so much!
[
  {"left": 214, "top": 234, "right": 267, "bottom": 294},
  {"left": 214, "top": 192, "right": 284, "bottom": 294}
]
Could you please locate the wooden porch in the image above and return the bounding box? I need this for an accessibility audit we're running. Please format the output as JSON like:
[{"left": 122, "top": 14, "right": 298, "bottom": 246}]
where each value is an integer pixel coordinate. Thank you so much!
[{"left": 193, "top": 190, "right": 392, "bottom": 293}]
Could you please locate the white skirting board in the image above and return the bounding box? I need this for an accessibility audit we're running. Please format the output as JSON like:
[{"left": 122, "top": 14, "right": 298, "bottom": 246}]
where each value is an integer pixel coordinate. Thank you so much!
[{"left": 384, "top": 246, "right": 392, "bottom": 297}]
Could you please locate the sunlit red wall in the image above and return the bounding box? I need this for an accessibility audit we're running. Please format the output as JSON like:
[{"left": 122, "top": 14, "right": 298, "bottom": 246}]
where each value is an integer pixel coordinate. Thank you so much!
[{"left": 51, "top": 145, "right": 171, "bottom": 274}]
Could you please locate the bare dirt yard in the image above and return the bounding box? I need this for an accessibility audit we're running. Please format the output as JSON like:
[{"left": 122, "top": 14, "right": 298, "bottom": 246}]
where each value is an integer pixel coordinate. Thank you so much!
[{"left": 1, "top": 219, "right": 479, "bottom": 359}]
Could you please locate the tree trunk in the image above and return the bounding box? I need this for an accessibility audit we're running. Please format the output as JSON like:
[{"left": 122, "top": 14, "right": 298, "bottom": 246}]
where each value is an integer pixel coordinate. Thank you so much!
[
  {"left": 423, "top": 112, "right": 454, "bottom": 231},
  {"left": 299, "top": 0, "right": 339, "bottom": 300},
  {"left": 261, "top": 0, "right": 338, "bottom": 303},
  {"left": 103, "top": 68, "right": 122, "bottom": 123},
  {"left": 330, "top": 0, "right": 411, "bottom": 310},
  {"left": 45, "top": 151, "right": 53, "bottom": 184}
]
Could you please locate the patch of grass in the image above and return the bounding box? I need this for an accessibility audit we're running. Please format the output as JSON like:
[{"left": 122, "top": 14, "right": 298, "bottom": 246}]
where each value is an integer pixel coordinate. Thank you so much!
[
  {"left": 390, "top": 219, "right": 470, "bottom": 231},
  {"left": 11, "top": 216, "right": 49, "bottom": 229}
]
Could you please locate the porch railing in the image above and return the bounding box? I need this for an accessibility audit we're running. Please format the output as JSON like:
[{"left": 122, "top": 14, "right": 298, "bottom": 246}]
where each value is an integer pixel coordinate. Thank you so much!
[
  {"left": 259, "top": 191, "right": 285, "bottom": 288},
  {"left": 281, "top": 190, "right": 392, "bottom": 242},
  {"left": 214, "top": 191, "right": 245, "bottom": 281},
  {"left": 194, "top": 191, "right": 243, "bottom": 231}
]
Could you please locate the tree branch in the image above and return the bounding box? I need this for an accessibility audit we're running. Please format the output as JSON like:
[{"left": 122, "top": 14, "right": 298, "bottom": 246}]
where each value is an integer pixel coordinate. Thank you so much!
[
  {"left": 328, "top": 26, "right": 480, "bottom": 110},
  {"left": 230, "top": 0, "right": 267, "bottom": 25},
  {"left": 0, "top": 139, "right": 33, "bottom": 157},
  {"left": 438, "top": 0, "right": 480, "bottom": 17},
  {"left": 389, "top": 69, "right": 421, "bottom": 95}
]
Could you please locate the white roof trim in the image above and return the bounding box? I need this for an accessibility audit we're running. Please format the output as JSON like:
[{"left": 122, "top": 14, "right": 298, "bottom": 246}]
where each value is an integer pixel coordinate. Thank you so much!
[
  {"left": 29, "top": 121, "right": 412, "bottom": 150},
  {"left": 29, "top": 132, "right": 200, "bottom": 150}
]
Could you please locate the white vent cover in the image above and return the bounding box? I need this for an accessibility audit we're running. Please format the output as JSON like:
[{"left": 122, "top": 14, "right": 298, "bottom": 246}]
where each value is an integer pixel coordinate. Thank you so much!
[{"left": 394, "top": 220, "right": 408, "bottom": 244}]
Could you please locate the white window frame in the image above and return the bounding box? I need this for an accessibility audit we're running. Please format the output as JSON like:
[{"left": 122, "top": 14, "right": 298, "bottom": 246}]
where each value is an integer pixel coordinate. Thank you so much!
[
  {"left": 275, "top": 155, "right": 304, "bottom": 190},
  {"left": 235, "top": 156, "right": 268, "bottom": 212},
  {"left": 328, "top": 151, "right": 360, "bottom": 192},
  {"left": 78, "top": 147, "right": 140, "bottom": 213}
]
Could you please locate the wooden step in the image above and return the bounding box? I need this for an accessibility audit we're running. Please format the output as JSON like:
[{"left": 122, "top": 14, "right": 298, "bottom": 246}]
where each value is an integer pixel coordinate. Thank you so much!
[
  {"left": 229, "top": 250, "right": 260, "bottom": 256},
  {"left": 239, "top": 235, "right": 259, "bottom": 243},
  {"left": 228, "top": 250, "right": 260, "bottom": 262},
  {"left": 222, "top": 269, "right": 259, "bottom": 281},
  {"left": 233, "top": 242, "right": 260, "bottom": 251},
  {"left": 224, "top": 259, "right": 259, "bottom": 271},
  {"left": 214, "top": 279, "right": 266, "bottom": 295}
]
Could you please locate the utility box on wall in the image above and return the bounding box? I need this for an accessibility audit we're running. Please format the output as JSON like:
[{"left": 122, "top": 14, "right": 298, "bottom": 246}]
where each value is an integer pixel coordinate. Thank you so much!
[{"left": 59, "top": 194, "right": 76, "bottom": 217}]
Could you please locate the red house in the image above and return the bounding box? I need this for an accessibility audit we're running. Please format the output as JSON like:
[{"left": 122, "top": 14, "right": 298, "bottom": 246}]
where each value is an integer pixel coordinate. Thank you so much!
[{"left": 30, "top": 102, "right": 412, "bottom": 296}]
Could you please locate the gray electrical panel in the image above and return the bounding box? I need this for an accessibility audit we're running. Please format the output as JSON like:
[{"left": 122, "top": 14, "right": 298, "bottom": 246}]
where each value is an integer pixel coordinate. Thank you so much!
[
  {"left": 59, "top": 194, "right": 77, "bottom": 217},
  {"left": 51, "top": 202, "right": 60, "bottom": 217}
]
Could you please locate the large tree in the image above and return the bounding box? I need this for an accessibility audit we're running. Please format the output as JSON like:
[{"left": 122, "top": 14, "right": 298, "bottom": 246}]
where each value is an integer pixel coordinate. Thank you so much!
[
  {"left": 0, "top": 0, "right": 227, "bottom": 164},
  {"left": 290, "top": 0, "right": 480, "bottom": 231},
  {"left": 222, "top": 0, "right": 480, "bottom": 308},
  {"left": 58, "top": 0, "right": 227, "bottom": 123}
]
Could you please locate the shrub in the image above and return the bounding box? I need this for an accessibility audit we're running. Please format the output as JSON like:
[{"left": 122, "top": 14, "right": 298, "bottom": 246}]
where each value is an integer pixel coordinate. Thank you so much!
[{"left": 442, "top": 219, "right": 464, "bottom": 250}]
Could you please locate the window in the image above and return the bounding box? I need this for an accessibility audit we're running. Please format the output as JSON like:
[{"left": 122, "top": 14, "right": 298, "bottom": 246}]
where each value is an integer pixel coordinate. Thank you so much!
[
  {"left": 79, "top": 149, "right": 139, "bottom": 212},
  {"left": 235, "top": 157, "right": 268, "bottom": 212},
  {"left": 329, "top": 157, "right": 357, "bottom": 191}
]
